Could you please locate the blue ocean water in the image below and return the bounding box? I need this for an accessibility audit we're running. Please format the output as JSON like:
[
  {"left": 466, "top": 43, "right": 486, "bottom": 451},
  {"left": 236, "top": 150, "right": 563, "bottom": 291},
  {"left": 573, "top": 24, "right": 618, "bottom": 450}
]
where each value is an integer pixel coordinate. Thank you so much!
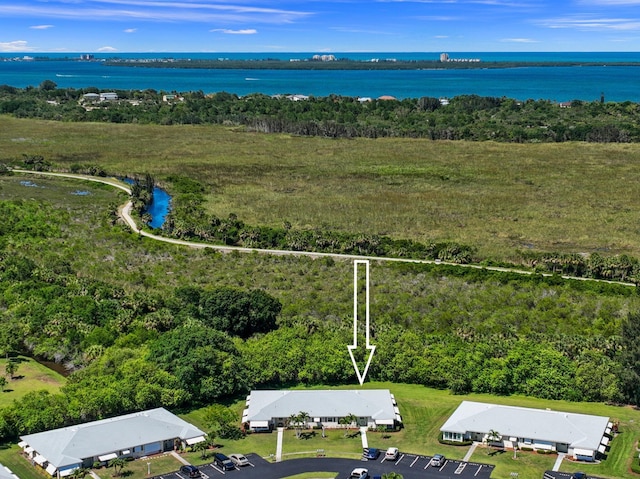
[{"left": 1, "top": 52, "right": 640, "bottom": 102}]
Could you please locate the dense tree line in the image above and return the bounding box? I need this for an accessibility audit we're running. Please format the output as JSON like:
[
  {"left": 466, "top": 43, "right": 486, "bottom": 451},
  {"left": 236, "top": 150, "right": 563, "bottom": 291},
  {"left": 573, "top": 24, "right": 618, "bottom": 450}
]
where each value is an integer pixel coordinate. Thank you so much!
[
  {"left": 0, "top": 197, "right": 639, "bottom": 442},
  {"left": 2, "top": 83, "right": 640, "bottom": 142}
]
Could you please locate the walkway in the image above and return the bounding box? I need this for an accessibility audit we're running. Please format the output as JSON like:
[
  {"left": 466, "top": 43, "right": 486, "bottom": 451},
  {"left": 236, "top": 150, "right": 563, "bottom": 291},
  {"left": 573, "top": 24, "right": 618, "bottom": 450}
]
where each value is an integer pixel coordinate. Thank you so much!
[
  {"left": 552, "top": 452, "right": 566, "bottom": 471},
  {"left": 463, "top": 442, "right": 480, "bottom": 462},
  {"left": 170, "top": 451, "right": 190, "bottom": 465},
  {"left": 360, "top": 427, "right": 368, "bottom": 450},
  {"left": 276, "top": 427, "right": 284, "bottom": 463}
]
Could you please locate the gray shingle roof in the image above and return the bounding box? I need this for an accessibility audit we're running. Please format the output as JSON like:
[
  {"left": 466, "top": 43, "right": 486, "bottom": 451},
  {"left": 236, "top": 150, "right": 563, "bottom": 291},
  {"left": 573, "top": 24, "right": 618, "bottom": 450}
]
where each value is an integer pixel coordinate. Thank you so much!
[
  {"left": 441, "top": 401, "right": 609, "bottom": 450},
  {"left": 246, "top": 389, "right": 396, "bottom": 421},
  {"left": 21, "top": 408, "right": 205, "bottom": 469}
]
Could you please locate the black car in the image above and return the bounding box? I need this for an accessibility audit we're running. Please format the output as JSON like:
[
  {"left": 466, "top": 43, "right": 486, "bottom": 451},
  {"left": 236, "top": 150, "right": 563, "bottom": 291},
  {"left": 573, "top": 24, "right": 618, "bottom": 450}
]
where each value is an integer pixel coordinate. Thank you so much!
[
  {"left": 180, "top": 465, "right": 201, "bottom": 478},
  {"left": 571, "top": 473, "right": 588, "bottom": 479},
  {"left": 213, "top": 452, "right": 235, "bottom": 471}
]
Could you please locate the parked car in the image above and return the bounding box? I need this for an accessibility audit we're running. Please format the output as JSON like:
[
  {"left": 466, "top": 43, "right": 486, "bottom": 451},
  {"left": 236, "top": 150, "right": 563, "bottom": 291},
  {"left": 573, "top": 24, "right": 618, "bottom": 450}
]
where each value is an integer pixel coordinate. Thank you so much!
[
  {"left": 180, "top": 465, "right": 201, "bottom": 478},
  {"left": 363, "top": 447, "right": 380, "bottom": 460},
  {"left": 571, "top": 473, "right": 587, "bottom": 479},
  {"left": 213, "top": 453, "right": 235, "bottom": 471},
  {"left": 384, "top": 447, "right": 399, "bottom": 460},
  {"left": 350, "top": 468, "right": 369, "bottom": 479},
  {"left": 229, "top": 453, "right": 250, "bottom": 467},
  {"left": 430, "top": 454, "right": 446, "bottom": 467}
]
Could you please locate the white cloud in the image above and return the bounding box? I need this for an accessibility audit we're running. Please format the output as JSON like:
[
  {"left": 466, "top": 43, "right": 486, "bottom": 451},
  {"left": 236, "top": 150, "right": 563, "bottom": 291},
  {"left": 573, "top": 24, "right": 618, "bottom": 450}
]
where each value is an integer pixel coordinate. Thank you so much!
[
  {"left": 0, "top": 2, "right": 313, "bottom": 24},
  {"left": 540, "top": 16, "right": 640, "bottom": 31},
  {"left": 378, "top": 0, "right": 535, "bottom": 5},
  {"left": 330, "top": 26, "right": 393, "bottom": 35},
  {"left": 501, "top": 37, "right": 539, "bottom": 43},
  {"left": 0, "top": 40, "right": 34, "bottom": 52},
  {"left": 30, "top": 25, "right": 54, "bottom": 30},
  {"left": 97, "top": 45, "right": 118, "bottom": 51},
  {"left": 434, "top": 35, "right": 449, "bottom": 38},
  {"left": 124, "top": 28, "right": 137, "bottom": 33},
  {"left": 210, "top": 28, "right": 257, "bottom": 34},
  {"left": 578, "top": 0, "right": 640, "bottom": 4}
]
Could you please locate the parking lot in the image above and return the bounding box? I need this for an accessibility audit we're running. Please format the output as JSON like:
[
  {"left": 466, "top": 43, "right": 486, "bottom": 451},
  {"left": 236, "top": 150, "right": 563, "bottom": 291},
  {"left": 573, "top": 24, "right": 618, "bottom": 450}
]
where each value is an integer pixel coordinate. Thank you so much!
[{"left": 154, "top": 451, "right": 494, "bottom": 479}]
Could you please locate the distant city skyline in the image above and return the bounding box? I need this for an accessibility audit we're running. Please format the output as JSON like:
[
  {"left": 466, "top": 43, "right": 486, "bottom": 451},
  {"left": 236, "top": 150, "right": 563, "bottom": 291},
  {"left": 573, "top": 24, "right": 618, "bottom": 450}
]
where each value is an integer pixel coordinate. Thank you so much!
[{"left": 2, "top": 0, "right": 640, "bottom": 53}]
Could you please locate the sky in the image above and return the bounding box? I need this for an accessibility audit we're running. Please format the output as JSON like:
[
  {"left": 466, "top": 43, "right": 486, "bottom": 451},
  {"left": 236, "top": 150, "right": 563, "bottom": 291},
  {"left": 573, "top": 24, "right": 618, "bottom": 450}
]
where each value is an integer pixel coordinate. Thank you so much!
[{"left": 1, "top": 0, "right": 640, "bottom": 53}]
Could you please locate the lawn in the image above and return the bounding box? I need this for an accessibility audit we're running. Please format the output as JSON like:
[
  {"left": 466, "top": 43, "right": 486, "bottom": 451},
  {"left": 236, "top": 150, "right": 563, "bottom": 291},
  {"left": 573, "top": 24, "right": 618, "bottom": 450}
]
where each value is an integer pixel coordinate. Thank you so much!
[
  {"left": 99, "top": 453, "right": 184, "bottom": 479},
  {"left": 0, "top": 357, "right": 66, "bottom": 409},
  {"left": 181, "top": 382, "right": 640, "bottom": 479},
  {"left": 3, "top": 116, "right": 640, "bottom": 262}
]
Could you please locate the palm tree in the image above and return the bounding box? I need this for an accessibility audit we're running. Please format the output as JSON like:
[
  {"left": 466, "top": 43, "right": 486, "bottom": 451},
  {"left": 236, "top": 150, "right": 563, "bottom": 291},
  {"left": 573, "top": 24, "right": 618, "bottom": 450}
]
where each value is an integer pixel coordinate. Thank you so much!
[
  {"left": 192, "top": 440, "right": 208, "bottom": 459},
  {"left": 298, "top": 411, "right": 310, "bottom": 432},
  {"left": 70, "top": 467, "right": 88, "bottom": 479},
  {"left": 486, "top": 429, "right": 502, "bottom": 451},
  {"left": 382, "top": 473, "right": 404, "bottom": 479},
  {"left": 108, "top": 458, "right": 126, "bottom": 477},
  {"left": 289, "top": 411, "right": 310, "bottom": 439},
  {"left": 339, "top": 413, "right": 358, "bottom": 437}
]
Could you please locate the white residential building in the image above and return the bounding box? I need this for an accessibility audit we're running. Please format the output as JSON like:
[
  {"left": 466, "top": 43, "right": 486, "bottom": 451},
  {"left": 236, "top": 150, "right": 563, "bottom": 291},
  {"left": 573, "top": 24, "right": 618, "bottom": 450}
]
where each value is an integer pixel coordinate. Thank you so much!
[
  {"left": 441, "top": 401, "right": 611, "bottom": 462},
  {"left": 19, "top": 408, "right": 206, "bottom": 478},
  {"left": 243, "top": 389, "right": 400, "bottom": 432}
]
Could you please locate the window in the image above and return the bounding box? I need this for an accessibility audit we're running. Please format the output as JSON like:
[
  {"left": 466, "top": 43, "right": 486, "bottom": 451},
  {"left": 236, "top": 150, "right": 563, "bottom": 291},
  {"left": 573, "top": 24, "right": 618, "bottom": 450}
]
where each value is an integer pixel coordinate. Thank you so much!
[{"left": 444, "top": 432, "right": 463, "bottom": 442}]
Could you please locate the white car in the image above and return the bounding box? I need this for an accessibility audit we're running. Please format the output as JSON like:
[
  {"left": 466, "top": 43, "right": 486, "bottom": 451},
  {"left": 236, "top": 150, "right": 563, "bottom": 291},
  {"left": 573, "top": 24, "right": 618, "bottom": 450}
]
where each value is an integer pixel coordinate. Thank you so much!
[
  {"left": 385, "top": 447, "right": 399, "bottom": 460},
  {"left": 349, "top": 468, "right": 369, "bottom": 479},
  {"left": 229, "top": 454, "right": 249, "bottom": 467}
]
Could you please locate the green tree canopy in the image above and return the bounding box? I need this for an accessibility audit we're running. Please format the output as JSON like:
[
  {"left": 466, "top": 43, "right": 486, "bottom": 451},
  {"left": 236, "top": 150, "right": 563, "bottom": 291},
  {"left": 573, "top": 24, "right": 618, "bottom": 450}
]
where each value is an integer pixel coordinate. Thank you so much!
[
  {"left": 198, "top": 287, "right": 281, "bottom": 338},
  {"left": 148, "top": 324, "right": 248, "bottom": 403}
]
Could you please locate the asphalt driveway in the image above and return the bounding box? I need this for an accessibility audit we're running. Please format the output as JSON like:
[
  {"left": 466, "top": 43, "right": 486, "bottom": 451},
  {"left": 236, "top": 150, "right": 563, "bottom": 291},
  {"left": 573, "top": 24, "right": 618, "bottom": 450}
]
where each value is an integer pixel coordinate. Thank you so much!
[{"left": 160, "top": 452, "right": 494, "bottom": 479}]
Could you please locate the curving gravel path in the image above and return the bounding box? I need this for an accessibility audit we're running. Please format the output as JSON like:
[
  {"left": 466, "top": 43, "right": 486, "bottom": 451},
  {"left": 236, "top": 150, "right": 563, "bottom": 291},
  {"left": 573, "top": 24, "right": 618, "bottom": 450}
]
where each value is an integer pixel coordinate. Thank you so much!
[{"left": 11, "top": 169, "right": 636, "bottom": 287}]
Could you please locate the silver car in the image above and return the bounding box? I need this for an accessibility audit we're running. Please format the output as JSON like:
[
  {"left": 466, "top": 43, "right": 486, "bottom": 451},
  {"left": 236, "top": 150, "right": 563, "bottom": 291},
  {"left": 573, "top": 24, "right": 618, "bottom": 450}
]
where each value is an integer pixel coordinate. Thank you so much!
[{"left": 229, "top": 454, "right": 250, "bottom": 467}]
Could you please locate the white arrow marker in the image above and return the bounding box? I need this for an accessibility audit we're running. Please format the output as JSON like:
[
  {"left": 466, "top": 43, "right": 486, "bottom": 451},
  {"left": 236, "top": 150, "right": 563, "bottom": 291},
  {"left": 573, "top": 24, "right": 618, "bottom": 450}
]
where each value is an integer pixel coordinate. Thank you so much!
[{"left": 348, "top": 259, "right": 376, "bottom": 385}]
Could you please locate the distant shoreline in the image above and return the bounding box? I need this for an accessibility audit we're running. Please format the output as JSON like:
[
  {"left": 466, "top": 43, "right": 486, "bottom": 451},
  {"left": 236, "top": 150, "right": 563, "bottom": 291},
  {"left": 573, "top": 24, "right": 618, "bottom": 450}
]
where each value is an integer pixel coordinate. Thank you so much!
[
  {"left": 99, "top": 58, "right": 640, "bottom": 70},
  {"left": 4, "top": 55, "right": 640, "bottom": 70}
]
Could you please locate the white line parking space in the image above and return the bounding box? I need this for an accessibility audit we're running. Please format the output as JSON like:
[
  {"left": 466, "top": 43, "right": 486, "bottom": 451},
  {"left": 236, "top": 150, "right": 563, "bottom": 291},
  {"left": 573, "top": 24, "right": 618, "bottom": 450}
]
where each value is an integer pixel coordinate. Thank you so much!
[
  {"left": 474, "top": 465, "right": 483, "bottom": 476},
  {"left": 395, "top": 454, "right": 405, "bottom": 466},
  {"left": 409, "top": 456, "right": 420, "bottom": 468},
  {"left": 209, "top": 465, "right": 225, "bottom": 475}
]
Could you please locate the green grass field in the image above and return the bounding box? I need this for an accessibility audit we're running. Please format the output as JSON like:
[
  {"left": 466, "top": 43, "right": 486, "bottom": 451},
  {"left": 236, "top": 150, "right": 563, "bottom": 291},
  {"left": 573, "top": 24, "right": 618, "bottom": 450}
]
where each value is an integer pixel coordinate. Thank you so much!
[
  {"left": 0, "top": 357, "right": 65, "bottom": 409},
  {"left": 3, "top": 116, "right": 640, "bottom": 262}
]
